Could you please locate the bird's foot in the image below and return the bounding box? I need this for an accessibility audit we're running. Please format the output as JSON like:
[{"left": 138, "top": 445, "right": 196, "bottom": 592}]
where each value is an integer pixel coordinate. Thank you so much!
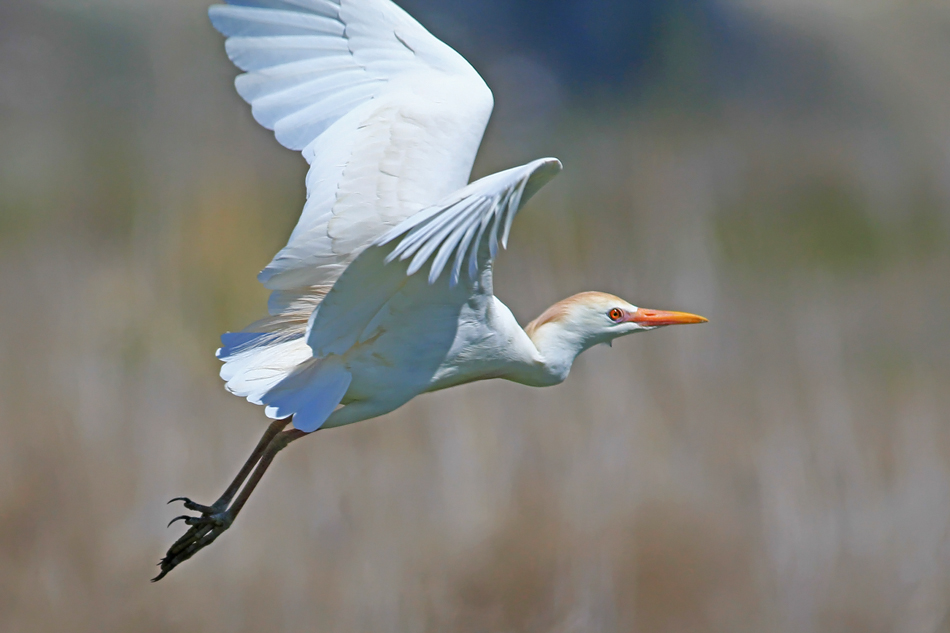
[
  {"left": 167, "top": 496, "right": 222, "bottom": 516},
  {"left": 152, "top": 497, "right": 235, "bottom": 582},
  {"left": 152, "top": 423, "right": 305, "bottom": 581}
]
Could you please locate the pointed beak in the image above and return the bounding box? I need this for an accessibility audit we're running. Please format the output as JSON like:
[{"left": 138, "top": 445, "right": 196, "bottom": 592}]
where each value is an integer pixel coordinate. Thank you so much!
[{"left": 629, "top": 308, "right": 709, "bottom": 326}]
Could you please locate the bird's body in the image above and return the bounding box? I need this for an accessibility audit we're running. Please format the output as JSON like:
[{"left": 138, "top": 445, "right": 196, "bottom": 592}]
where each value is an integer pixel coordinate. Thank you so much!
[
  {"left": 331, "top": 283, "right": 538, "bottom": 423},
  {"left": 231, "top": 252, "right": 575, "bottom": 432},
  {"left": 154, "top": 0, "right": 707, "bottom": 580}
]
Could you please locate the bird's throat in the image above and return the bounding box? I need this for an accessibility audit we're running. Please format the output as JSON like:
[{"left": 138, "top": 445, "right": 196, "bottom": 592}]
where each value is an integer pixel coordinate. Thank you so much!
[{"left": 525, "top": 324, "right": 589, "bottom": 386}]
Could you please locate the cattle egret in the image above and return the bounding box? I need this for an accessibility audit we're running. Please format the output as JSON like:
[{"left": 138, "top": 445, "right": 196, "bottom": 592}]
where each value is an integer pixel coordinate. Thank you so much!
[{"left": 154, "top": 0, "right": 707, "bottom": 581}]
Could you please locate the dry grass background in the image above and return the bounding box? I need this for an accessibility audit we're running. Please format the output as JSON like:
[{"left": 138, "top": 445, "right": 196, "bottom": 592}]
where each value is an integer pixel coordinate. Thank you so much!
[{"left": 1, "top": 0, "right": 949, "bottom": 631}]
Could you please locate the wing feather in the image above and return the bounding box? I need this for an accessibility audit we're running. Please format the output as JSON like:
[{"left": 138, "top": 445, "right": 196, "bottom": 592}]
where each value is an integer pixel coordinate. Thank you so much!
[
  {"left": 227, "top": 37, "right": 351, "bottom": 72},
  {"left": 212, "top": 1, "right": 564, "bottom": 422},
  {"left": 378, "top": 158, "right": 563, "bottom": 285},
  {"left": 304, "top": 158, "right": 562, "bottom": 358},
  {"left": 226, "top": 0, "right": 341, "bottom": 13},
  {"left": 210, "top": 0, "right": 494, "bottom": 298},
  {"left": 210, "top": 6, "right": 345, "bottom": 38}
]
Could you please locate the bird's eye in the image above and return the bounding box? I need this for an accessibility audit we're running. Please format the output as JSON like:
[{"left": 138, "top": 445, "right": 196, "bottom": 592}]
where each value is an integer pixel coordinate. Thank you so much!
[{"left": 608, "top": 308, "right": 625, "bottom": 323}]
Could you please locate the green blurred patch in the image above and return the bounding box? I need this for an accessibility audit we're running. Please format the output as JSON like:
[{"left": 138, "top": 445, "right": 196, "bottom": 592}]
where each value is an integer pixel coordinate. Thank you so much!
[
  {"left": 0, "top": 198, "right": 39, "bottom": 240},
  {"left": 715, "top": 177, "right": 946, "bottom": 275},
  {"left": 0, "top": 135, "right": 143, "bottom": 243},
  {"left": 175, "top": 177, "right": 302, "bottom": 344},
  {"left": 81, "top": 135, "right": 142, "bottom": 239},
  {"left": 0, "top": 4, "right": 151, "bottom": 245}
]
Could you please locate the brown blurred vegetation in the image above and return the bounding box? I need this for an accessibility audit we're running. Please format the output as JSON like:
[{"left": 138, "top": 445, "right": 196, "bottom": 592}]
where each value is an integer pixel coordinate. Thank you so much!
[{"left": 0, "top": 0, "right": 948, "bottom": 631}]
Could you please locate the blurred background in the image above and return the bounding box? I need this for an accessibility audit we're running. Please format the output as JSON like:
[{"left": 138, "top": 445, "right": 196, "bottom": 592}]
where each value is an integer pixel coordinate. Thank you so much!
[{"left": 1, "top": 0, "right": 949, "bottom": 630}]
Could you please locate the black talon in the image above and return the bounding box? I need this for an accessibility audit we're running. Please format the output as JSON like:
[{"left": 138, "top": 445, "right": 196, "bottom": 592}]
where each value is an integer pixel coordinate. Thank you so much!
[
  {"left": 153, "top": 421, "right": 304, "bottom": 582},
  {"left": 167, "top": 496, "right": 217, "bottom": 514},
  {"left": 152, "top": 513, "right": 232, "bottom": 582},
  {"left": 167, "top": 515, "right": 190, "bottom": 528}
]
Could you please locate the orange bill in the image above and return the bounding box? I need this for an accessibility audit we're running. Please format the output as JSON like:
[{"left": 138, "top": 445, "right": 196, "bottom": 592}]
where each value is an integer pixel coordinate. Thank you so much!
[{"left": 629, "top": 308, "right": 709, "bottom": 326}]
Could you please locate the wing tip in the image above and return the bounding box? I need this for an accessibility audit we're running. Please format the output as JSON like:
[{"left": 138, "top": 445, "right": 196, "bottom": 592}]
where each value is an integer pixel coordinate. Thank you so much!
[
  {"left": 534, "top": 157, "right": 563, "bottom": 178},
  {"left": 208, "top": 4, "right": 230, "bottom": 32},
  {"left": 520, "top": 157, "right": 562, "bottom": 207}
]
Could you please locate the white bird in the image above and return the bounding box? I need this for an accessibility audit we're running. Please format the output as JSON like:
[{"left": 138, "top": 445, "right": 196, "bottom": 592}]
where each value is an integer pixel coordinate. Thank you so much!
[{"left": 155, "top": 0, "right": 707, "bottom": 580}]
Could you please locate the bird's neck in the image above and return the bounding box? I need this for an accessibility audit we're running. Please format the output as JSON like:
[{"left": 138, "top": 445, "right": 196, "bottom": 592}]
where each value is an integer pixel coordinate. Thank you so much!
[
  {"left": 523, "top": 320, "right": 594, "bottom": 386},
  {"left": 491, "top": 296, "right": 599, "bottom": 388}
]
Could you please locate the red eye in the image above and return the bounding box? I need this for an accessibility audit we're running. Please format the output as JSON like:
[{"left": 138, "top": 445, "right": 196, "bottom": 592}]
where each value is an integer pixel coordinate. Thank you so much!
[{"left": 608, "top": 308, "right": 624, "bottom": 322}]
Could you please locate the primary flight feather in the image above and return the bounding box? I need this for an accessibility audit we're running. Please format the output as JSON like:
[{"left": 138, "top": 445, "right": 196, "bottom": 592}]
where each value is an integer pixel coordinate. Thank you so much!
[{"left": 155, "top": 0, "right": 706, "bottom": 580}]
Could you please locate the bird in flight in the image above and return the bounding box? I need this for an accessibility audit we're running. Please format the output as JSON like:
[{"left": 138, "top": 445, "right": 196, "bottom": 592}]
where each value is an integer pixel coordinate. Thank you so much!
[{"left": 154, "top": 0, "right": 707, "bottom": 581}]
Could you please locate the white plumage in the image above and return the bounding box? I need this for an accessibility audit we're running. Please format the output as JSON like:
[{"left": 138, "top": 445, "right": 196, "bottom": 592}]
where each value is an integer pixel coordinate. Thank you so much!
[
  {"left": 211, "top": 0, "right": 561, "bottom": 433},
  {"left": 209, "top": 0, "right": 707, "bottom": 435},
  {"left": 156, "top": 0, "right": 708, "bottom": 581}
]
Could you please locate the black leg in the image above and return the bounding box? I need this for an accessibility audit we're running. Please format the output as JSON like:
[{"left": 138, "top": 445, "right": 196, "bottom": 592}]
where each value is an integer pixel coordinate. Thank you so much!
[
  {"left": 167, "top": 417, "right": 289, "bottom": 515},
  {"left": 153, "top": 421, "right": 308, "bottom": 582}
]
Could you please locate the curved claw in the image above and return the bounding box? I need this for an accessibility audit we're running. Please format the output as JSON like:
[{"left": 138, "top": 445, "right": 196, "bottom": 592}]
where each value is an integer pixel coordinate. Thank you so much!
[
  {"left": 153, "top": 511, "right": 233, "bottom": 582},
  {"left": 167, "top": 496, "right": 218, "bottom": 514},
  {"left": 167, "top": 515, "right": 191, "bottom": 528}
]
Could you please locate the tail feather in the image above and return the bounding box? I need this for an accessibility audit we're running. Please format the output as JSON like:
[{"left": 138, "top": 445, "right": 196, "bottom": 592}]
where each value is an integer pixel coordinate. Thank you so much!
[
  {"left": 218, "top": 332, "right": 312, "bottom": 405},
  {"left": 261, "top": 357, "right": 351, "bottom": 432},
  {"left": 217, "top": 284, "right": 350, "bottom": 429},
  {"left": 217, "top": 286, "right": 320, "bottom": 406},
  {"left": 266, "top": 285, "right": 330, "bottom": 317}
]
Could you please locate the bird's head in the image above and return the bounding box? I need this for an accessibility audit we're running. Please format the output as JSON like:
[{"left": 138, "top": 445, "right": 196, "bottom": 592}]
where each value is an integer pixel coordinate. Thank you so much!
[{"left": 526, "top": 291, "right": 708, "bottom": 355}]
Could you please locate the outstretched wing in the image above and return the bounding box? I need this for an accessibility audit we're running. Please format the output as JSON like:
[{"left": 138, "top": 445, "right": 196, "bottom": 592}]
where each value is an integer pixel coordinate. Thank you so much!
[
  {"left": 210, "top": 0, "right": 494, "bottom": 301},
  {"left": 378, "top": 157, "right": 564, "bottom": 286},
  {"left": 306, "top": 158, "right": 562, "bottom": 358}
]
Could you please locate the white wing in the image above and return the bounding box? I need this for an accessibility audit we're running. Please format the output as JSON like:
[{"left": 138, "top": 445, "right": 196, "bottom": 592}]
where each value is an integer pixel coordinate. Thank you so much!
[
  {"left": 236, "top": 158, "right": 560, "bottom": 431},
  {"left": 211, "top": 1, "right": 561, "bottom": 431},
  {"left": 379, "top": 157, "right": 563, "bottom": 285},
  {"left": 210, "top": 0, "right": 495, "bottom": 304},
  {"left": 306, "top": 158, "right": 562, "bottom": 358}
]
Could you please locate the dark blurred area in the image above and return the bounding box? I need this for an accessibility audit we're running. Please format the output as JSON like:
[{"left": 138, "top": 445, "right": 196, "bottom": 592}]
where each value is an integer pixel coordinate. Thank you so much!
[
  {"left": 1, "top": 0, "right": 948, "bottom": 631},
  {"left": 400, "top": 0, "right": 717, "bottom": 90}
]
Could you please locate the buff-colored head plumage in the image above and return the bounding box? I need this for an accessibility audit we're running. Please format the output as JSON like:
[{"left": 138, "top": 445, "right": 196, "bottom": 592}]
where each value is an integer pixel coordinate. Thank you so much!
[{"left": 525, "top": 292, "right": 629, "bottom": 338}]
